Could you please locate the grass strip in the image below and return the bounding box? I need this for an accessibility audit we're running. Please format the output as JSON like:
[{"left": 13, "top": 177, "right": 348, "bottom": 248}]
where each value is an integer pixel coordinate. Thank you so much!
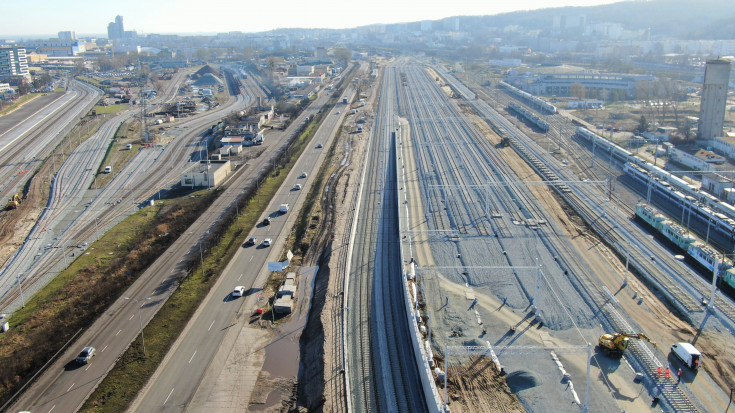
[
  {"left": 93, "top": 104, "right": 127, "bottom": 115},
  {"left": 0, "top": 191, "right": 214, "bottom": 407},
  {"left": 80, "top": 102, "right": 327, "bottom": 412},
  {"left": 0, "top": 93, "right": 41, "bottom": 116},
  {"left": 77, "top": 76, "right": 103, "bottom": 87}
]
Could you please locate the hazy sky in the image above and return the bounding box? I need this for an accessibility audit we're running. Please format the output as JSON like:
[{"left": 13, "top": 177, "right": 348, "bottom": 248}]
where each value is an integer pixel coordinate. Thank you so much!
[{"left": 2, "top": 0, "right": 619, "bottom": 38}]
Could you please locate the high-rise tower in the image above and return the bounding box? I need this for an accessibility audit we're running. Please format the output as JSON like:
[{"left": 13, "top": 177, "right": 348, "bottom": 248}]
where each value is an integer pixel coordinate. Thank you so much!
[
  {"left": 698, "top": 58, "right": 731, "bottom": 140},
  {"left": 107, "top": 15, "right": 125, "bottom": 40}
]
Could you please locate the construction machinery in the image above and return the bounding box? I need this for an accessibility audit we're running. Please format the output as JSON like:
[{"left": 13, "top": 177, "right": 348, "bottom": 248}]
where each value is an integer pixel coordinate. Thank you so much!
[
  {"left": 6, "top": 193, "right": 21, "bottom": 210},
  {"left": 598, "top": 332, "right": 656, "bottom": 357}
]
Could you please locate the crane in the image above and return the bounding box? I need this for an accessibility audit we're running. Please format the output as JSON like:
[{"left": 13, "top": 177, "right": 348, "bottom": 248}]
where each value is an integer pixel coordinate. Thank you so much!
[{"left": 598, "top": 332, "right": 656, "bottom": 357}]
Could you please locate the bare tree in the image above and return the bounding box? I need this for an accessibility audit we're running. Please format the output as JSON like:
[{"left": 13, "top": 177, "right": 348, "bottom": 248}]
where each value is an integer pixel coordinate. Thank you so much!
[
  {"left": 569, "top": 82, "right": 586, "bottom": 99},
  {"left": 333, "top": 47, "right": 352, "bottom": 68},
  {"left": 635, "top": 80, "right": 658, "bottom": 126},
  {"left": 660, "top": 77, "right": 686, "bottom": 128}
]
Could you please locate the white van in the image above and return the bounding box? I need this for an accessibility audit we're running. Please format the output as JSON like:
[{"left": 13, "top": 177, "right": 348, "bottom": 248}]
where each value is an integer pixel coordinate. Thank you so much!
[
  {"left": 104, "top": 166, "right": 112, "bottom": 174},
  {"left": 671, "top": 342, "right": 701, "bottom": 370}
]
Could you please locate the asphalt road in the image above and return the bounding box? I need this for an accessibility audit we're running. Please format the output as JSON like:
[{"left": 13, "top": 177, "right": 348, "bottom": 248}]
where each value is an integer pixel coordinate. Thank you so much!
[
  {"left": 9, "top": 73, "right": 355, "bottom": 413},
  {"left": 7, "top": 82, "right": 260, "bottom": 412},
  {"left": 131, "top": 84, "right": 359, "bottom": 413}
]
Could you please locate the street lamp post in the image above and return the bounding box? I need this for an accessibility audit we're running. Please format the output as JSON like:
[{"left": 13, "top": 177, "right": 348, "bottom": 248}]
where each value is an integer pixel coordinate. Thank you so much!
[{"left": 125, "top": 297, "right": 151, "bottom": 355}]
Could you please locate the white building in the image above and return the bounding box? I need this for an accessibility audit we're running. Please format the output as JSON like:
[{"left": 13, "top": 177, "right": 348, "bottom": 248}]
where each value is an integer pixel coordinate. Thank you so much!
[
  {"left": 295, "top": 65, "right": 314, "bottom": 76},
  {"left": 22, "top": 40, "right": 85, "bottom": 56},
  {"left": 667, "top": 147, "right": 721, "bottom": 172},
  {"left": 710, "top": 136, "right": 735, "bottom": 160},
  {"left": 180, "top": 161, "right": 231, "bottom": 188},
  {"left": 702, "top": 173, "right": 733, "bottom": 199}
]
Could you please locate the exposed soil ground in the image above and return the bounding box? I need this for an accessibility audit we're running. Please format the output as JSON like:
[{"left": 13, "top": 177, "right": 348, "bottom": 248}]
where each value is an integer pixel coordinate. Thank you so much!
[
  {"left": 442, "top": 356, "right": 525, "bottom": 413},
  {"left": 297, "top": 67, "right": 380, "bottom": 413}
]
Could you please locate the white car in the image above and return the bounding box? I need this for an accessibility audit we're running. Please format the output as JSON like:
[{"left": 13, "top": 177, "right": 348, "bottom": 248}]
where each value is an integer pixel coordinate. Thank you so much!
[
  {"left": 294, "top": 184, "right": 302, "bottom": 190},
  {"left": 300, "top": 172, "right": 308, "bottom": 178},
  {"left": 232, "top": 286, "right": 246, "bottom": 297},
  {"left": 263, "top": 238, "right": 272, "bottom": 247}
]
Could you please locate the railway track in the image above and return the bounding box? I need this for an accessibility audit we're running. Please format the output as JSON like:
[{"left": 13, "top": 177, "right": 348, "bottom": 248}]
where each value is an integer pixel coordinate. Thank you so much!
[
  {"left": 0, "top": 80, "right": 101, "bottom": 204},
  {"left": 346, "top": 64, "right": 429, "bottom": 412},
  {"left": 437, "top": 68, "right": 703, "bottom": 411},
  {"left": 0, "top": 74, "right": 265, "bottom": 311}
]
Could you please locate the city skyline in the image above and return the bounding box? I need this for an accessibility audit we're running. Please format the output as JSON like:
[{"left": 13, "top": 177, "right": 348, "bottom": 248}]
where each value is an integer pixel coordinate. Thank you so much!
[{"left": 1, "top": 0, "right": 619, "bottom": 38}]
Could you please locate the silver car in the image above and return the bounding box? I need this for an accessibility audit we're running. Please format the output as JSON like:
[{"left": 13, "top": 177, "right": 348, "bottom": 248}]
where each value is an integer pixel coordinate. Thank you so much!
[{"left": 76, "top": 346, "right": 96, "bottom": 364}]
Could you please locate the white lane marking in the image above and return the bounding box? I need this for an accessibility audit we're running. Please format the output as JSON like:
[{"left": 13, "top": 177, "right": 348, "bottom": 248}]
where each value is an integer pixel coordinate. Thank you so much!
[
  {"left": 101, "top": 345, "right": 108, "bottom": 353},
  {"left": 116, "top": 329, "right": 122, "bottom": 336},
  {"left": 85, "top": 364, "right": 91, "bottom": 371},
  {"left": 67, "top": 383, "right": 75, "bottom": 392},
  {"left": 164, "top": 387, "right": 175, "bottom": 405},
  {"left": 238, "top": 273, "right": 243, "bottom": 281},
  {"left": 189, "top": 350, "right": 197, "bottom": 364},
  {"left": 208, "top": 320, "right": 215, "bottom": 331},
  {"left": 249, "top": 256, "right": 253, "bottom": 262},
  {"left": 47, "top": 405, "right": 56, "bottom": 413},
  {"left": 129, "top": 314, "right": 135, "bottom": 320}
]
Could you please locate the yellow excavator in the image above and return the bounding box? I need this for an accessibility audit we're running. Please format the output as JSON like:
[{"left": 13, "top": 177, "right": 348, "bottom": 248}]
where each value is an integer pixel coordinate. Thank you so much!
[
  {"left": 598, "top": 332, "right": 656, "bottom": 357},
  {"left": 6, "top": 193, "right": 21, "bottom": 210}
]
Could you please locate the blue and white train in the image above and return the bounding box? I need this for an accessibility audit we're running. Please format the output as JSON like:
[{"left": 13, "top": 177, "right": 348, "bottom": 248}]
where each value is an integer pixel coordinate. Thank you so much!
[
  {"left": 498, "top": 81, "right": 557, "bottom": 114},
  {"left": 508, "top": 101, "right": 549, "bottom": 132},
  {"left": 575, "top": 126, "right": 735, "bottom": 234}
]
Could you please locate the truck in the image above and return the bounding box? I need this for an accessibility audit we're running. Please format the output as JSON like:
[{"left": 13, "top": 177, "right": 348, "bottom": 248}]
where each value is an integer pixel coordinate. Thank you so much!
[
  {"left": 279, "top": 203, "right": 289, "bottom": 214},
  {"left": 342, "top": 97, "right": 348, "bottom": 104},
  {"left": 671, "top": 342, "right": 701, "bottom": 370}
]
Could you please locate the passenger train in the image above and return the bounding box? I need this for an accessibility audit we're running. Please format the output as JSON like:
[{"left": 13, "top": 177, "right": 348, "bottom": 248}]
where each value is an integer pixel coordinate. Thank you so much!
[
  {"left": 508, "top": 101, "right": 549, "bottom": 132},
  {"left": 498, "top": 81, "right": 557, "bottom": 114},
  {"left": 636, "top": 203, "right": 735, "bottom": 289},
  {"left": 574, "top": 126, "right": 735, "bottom": 236}
]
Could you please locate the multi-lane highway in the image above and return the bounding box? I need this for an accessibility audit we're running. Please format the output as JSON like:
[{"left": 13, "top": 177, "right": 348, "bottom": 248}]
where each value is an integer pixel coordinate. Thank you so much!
[
  {"left": 130, "top": 76, "right": 362, "bottom": 413},
  {"left": 9, "top": 68, "right": 359, "bottom": 413}
]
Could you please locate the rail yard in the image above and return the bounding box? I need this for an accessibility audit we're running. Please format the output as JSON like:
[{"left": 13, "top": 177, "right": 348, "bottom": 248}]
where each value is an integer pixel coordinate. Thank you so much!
[{"left": 1, "top": 55, "right": 734, "bottom": 413}]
